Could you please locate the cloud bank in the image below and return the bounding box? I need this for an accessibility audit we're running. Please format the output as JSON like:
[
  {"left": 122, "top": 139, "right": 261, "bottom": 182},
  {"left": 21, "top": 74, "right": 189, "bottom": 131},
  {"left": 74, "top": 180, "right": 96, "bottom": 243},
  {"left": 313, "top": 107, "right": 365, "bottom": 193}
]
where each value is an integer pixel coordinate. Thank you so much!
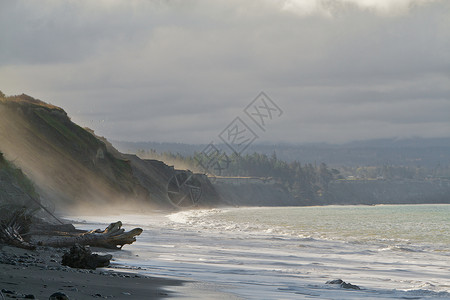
[{"left": 0, "top": 0, "right": 449, "bottom": 144}]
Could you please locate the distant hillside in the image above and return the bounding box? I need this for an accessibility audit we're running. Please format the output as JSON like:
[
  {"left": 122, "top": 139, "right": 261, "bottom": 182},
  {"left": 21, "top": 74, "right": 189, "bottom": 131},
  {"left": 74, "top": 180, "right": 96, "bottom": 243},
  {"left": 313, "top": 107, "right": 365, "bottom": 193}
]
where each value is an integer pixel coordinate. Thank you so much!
[
  {"left": 252, "top": 139, "right": 450, "bottom": 168},
  {"left": 0, "top": 93, "right": 222, "bottom": 212},
  {"left": 113, "top": 138, "right": 450, "bottom": 168},
  {"left": 112, "top": 138, "right": 450, "bottom": 206}
]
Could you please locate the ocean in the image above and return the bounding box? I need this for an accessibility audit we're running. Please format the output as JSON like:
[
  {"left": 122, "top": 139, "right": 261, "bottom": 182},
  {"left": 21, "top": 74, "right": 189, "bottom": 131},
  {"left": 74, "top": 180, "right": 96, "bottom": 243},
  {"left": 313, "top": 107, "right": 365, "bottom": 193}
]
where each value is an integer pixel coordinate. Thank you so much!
[{"left": 70, "top": 204, "right": 450, "bottom": 299}]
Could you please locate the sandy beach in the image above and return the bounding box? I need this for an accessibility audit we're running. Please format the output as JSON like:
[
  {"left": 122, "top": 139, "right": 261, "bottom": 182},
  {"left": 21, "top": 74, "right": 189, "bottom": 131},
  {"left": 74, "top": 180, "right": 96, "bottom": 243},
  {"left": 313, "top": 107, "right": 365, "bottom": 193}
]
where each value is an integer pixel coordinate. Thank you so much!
[{"left": 0, "top": 245, "right": 183, "bottom": 300}]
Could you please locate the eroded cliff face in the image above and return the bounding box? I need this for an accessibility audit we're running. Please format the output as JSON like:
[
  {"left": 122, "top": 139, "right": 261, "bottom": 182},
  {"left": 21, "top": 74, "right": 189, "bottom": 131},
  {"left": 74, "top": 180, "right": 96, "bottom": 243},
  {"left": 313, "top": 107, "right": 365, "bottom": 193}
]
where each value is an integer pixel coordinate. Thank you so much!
[{"left": 0, "top": 94, "right": 223, "bottom": 213}]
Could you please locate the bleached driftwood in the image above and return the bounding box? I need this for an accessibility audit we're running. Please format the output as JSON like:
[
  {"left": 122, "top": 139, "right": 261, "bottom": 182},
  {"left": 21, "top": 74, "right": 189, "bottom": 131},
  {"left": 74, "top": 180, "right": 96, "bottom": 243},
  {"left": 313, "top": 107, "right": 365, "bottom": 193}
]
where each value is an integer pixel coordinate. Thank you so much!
[
  {"left": 0, "top": 205, "right": 143, "bottom": 250},
  {"left": 34, "top": 221, "right": 143, "bottom": 249}
]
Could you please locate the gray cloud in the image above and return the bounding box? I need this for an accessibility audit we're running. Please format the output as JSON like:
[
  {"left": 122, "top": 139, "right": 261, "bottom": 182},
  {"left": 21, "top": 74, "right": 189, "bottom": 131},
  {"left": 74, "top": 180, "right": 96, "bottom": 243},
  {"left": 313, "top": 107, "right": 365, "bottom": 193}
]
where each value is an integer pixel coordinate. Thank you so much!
[{"left": 0, "top": 0, "right": 449, "bottom": 144}]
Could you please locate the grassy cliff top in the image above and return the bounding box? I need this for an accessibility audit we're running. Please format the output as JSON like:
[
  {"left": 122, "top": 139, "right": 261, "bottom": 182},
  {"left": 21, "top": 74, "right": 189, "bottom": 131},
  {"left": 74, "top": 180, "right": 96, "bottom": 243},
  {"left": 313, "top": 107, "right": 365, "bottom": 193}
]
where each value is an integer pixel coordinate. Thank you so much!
[{"left": 0, "top": 92, "right": 64, "bottom": 112}]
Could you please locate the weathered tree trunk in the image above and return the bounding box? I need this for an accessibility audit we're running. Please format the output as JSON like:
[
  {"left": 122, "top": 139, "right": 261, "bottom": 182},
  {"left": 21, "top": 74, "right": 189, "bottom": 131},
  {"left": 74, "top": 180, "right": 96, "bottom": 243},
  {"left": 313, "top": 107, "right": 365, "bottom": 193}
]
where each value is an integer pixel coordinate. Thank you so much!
[
  {"left": 34, "top": 221, "right": 143, "bottom": 249},
  {"left": 1, "top": 206, "right": 142, "bottom": 250}
]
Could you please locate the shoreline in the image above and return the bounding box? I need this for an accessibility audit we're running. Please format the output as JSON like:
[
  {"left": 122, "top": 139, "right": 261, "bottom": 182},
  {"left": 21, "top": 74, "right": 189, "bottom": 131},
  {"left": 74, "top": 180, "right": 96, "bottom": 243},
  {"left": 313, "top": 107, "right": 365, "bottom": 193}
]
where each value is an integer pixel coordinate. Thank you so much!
[{"left": 0, "top": 245, "right": 183, "bottom": 299}]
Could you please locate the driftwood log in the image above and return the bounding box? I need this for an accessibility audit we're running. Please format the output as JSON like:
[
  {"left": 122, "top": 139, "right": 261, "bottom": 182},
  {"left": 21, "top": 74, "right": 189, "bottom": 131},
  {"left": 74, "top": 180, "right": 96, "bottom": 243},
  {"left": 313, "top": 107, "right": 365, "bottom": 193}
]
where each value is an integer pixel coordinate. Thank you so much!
[
  {"left": 33, "top": 221, "right": 143, "bottom": 249},
  {"left": 0, "top": 208, "right": 143, "bottom": 250}
]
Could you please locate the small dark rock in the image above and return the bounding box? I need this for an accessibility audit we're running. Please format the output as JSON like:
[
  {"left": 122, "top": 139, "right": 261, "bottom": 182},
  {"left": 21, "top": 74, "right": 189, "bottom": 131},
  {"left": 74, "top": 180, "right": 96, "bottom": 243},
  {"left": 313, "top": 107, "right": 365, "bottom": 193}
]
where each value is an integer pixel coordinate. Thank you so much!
[
  {"left": 49, "top": 292, "right": 69, "bottom": 300},
  {"left": 325, "top": 279, "right": 360, "bottom": 290},
  {"left": 1, "top": 289, "right": 15, "bottom": 294},
  {"left": 341, "top": 282, "right": 360, "bottom": 290},
  {"left": 24, "top": 294, "right": 35, "bottom": 299},
  {"left": 326, "top": 279, "right": 344, "bottom": 285}
]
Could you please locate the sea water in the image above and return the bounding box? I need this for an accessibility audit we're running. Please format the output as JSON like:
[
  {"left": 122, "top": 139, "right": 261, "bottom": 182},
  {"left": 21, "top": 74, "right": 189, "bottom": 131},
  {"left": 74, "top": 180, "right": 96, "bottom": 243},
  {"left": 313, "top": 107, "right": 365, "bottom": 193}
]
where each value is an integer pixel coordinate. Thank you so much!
[{"left": 70, "top": 204, "right": 450, "bottom": 299}]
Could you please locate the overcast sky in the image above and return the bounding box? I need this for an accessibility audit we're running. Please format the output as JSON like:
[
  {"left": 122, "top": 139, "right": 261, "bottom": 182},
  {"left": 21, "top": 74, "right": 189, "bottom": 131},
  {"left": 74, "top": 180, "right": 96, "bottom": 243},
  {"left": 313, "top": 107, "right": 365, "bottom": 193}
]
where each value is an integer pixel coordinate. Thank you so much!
[{"left": 1, "top": 0, "right": 449, "bottom": 145}]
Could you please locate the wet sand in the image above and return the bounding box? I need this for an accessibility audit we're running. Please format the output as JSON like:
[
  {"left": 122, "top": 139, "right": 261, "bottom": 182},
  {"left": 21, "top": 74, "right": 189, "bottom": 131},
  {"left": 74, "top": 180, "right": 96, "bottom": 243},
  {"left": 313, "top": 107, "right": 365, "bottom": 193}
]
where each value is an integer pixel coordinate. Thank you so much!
[{"left": 0, "top": 245, "right": 183, "bottom": 299}]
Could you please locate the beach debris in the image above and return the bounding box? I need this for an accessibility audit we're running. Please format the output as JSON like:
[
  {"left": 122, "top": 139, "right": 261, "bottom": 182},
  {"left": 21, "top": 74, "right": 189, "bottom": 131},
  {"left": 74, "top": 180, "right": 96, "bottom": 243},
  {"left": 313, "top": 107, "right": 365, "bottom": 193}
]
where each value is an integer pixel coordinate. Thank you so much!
[
  {"left": 0, "top": 289, "right": 35, "bottom": 299},
  {"left": 49, "top": 292, "right": 69, "bottom": 300},
  {"left": 0, "top": 206, "right": 36, "bottom": 250},
  {"left": 326, "top": 279, "right": 361, "bottom": 290},
  {"left": 62, "top": 244, "right": 112, "bottom": 269}
]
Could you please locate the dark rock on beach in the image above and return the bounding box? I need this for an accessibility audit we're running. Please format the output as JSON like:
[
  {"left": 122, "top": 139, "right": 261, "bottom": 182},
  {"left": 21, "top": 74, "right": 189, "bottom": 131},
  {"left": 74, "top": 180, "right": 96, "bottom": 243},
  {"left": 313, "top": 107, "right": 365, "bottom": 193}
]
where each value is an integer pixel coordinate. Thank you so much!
[
  {"left": 341, "top": 282, "right": 361, "bottom": 289},
  {"left": 1, "top": 289, "right": 15, "bottom": 294},
  {"left": 326, "top": 278, "right": 361, "bottom": 290},
  {"left": 326, "top": 279, "right": 344, "bottom": 285},
  {"left": 61, "top": 244, "right": 112, "bottom": 269},
  {"left": 49, "top": 292, "right": 69, "bottom": 300}
]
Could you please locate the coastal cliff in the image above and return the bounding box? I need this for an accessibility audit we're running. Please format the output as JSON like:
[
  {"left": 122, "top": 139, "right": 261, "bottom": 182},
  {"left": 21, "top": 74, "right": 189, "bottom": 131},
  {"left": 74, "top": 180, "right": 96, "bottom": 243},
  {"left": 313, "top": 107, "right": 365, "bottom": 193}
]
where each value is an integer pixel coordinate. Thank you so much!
[{"left": 0, "top": 93, "right": 222, "bottom": 212}]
